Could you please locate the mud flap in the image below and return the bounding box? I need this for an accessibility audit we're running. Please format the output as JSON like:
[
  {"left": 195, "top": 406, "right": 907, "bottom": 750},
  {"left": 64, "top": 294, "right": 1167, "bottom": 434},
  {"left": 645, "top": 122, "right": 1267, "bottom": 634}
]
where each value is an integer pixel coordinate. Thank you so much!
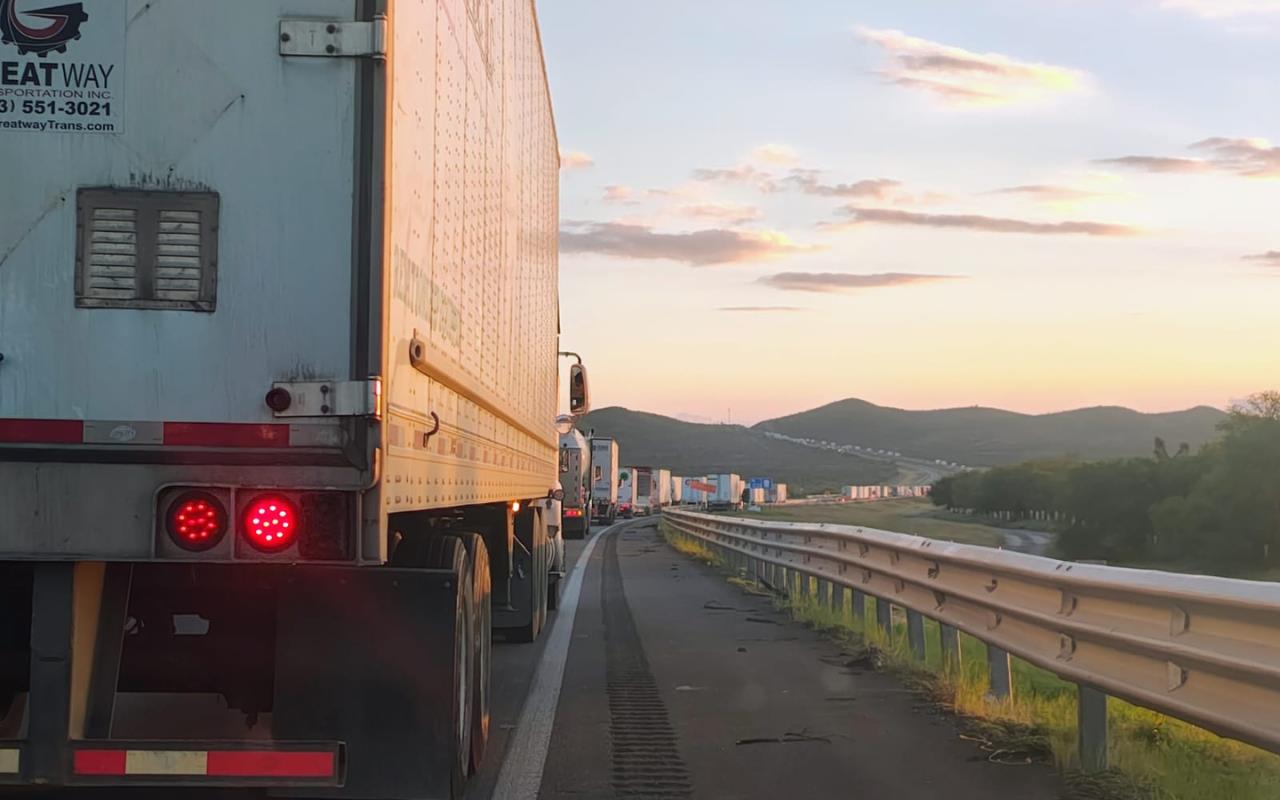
[
  {"left": 272, "top": 566, "right": 461, "bottom": 799},
  {"left": 493, "top": 508, "right": 546, "bottom": 637}
]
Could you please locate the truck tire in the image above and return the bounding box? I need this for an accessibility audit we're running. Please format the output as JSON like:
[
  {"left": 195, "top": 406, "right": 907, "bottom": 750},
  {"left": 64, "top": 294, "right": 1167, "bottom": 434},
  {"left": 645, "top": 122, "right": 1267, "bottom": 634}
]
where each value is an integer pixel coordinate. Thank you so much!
[
  {"left": 445, "top": 532, "right": 492, "bottom": 775},
  {"left": 422, "top": 536, "right": 475, "bottom": 797}
]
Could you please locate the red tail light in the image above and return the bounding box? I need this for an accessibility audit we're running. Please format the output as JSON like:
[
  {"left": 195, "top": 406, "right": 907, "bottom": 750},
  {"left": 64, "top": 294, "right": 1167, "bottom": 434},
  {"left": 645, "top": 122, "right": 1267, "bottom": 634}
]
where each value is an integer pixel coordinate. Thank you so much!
[
  {"left": 165, "top": 491, "right": 228, "bottom": 552},
  {"left": 242, "top": 495, "right": 300, "bottom": 552},
  {"left": 565, "top": 508, "right": 583, "bottom": 518}
]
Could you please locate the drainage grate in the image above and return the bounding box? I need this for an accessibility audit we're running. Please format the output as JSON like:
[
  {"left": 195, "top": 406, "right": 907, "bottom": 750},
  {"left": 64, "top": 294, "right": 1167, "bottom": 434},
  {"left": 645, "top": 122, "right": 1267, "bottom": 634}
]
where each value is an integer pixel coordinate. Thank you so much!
[{"left": 603, "top": 529, "right": 693, "bottom": 798}]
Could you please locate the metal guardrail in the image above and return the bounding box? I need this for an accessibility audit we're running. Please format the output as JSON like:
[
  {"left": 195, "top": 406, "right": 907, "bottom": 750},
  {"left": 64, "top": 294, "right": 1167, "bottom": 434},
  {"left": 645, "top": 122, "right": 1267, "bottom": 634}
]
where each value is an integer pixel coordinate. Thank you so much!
[{"left": 662, "top": 508, "right": 1280, "bottom": 768}]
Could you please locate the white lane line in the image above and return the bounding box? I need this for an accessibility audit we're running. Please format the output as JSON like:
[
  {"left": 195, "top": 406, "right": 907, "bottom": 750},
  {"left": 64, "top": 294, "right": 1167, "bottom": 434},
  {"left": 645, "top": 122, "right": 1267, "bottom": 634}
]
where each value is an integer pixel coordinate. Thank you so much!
[{"left": 491, "top": 522, "right": 618, "bottom": 799}]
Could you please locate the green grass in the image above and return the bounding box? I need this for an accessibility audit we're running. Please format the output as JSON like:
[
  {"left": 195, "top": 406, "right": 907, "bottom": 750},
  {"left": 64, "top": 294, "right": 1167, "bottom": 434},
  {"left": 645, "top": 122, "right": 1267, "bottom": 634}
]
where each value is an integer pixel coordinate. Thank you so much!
[
  {"left": 661, "top": 522, "right": 1280, "bottom": 800},
  {"left": 739, "top": 498, "right": 1012, "bottom": 549}
]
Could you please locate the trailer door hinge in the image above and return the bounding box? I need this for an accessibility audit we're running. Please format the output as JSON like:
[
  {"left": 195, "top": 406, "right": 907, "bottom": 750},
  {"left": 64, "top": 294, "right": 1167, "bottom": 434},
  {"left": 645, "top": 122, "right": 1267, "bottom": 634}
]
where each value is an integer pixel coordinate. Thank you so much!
[
  {"left": 279, "top": 16, "right": 388, "bottom": 59},
  {"left": 268, "top": 378, "right": 383, "bottom": 420}
]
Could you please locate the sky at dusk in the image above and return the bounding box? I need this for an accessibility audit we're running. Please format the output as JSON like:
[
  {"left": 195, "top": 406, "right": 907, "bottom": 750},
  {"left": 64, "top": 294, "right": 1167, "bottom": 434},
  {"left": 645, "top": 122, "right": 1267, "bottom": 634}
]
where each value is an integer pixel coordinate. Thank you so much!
[{"left": 538, "top": 0, "right": 1280, "bottom": 425}]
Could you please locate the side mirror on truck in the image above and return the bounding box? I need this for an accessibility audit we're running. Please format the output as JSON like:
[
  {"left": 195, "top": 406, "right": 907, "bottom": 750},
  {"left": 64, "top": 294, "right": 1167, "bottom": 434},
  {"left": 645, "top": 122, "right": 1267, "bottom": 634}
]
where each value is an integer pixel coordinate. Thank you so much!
[{"left": 569, "top": 363, "right": 591, "bottom": 415}]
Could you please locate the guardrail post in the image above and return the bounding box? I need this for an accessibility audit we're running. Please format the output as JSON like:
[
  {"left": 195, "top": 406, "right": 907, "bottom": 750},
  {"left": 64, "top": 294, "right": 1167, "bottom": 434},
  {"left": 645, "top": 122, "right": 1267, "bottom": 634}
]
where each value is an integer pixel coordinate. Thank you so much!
[
  {"left": 907, "top": 610, "right": 926, "bottom": 661},
  {"left": 986, "top": 645, "right": 1012, "bottom": 701},
  {"left": 852, "top": 590, "right": 866, "bottom": 622},
  {"left": 939, "top": 624, "right": 962, "bottom": 672},
  {"left": 817, "top": 579, "right": 830, "bottom": 608},
  {"left": 875, "top": 597, "right": 892, "bottom": 638},
  {"left": 1078, "top": 685, "right": 1108, "bottom": 773},
  {"left": 831, "top": 584, "right": 846, "bottom": 616}
]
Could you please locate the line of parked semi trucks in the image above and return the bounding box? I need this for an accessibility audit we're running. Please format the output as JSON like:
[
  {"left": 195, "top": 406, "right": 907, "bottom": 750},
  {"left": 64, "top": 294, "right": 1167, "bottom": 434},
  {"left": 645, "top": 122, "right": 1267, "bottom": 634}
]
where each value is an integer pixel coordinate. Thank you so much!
[{"left": 556, "top": 429, "right": 788, "bottom": 538}]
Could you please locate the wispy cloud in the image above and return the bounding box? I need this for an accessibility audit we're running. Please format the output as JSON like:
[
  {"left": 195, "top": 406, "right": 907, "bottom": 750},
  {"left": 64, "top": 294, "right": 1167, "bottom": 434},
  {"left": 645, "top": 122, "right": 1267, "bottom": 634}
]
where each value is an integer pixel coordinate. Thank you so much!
[
  {"left": 1243, "top": 251, "right": 1280, "bottom": 265},
  {"left": 1161, "top": 0, "right": 1280, "bottom": 18},
  {"left": 1192, "top": 137, "right": 1280, "bottom": 177},
  {"left": 988, "top": 184, "right": 1111, "bottom": 203},
  {"left": 603, "top": 185, "right": 639, "bottom": 205},
  {"left": 785, "top": 171, "right": 902, "bottom": 199},
  {"left": 751, "top": 143, "right": 801, "bottom": 166},
  {"left": 1094, "top": 155, "right": 1211, "bottom": 174},
  {"left": 559, "top": 150, "right": 594, "bottom": 170},
  {"left": 559, "top": 221, "right": 823, "bottom": 266},
  {"left": 759, "top": 271, "right": 962, "bottom": 293},
  {"left": 1098, "top": 138, "right": 1280, "bottom": 177},
  {"left": 856, "top": 27, "right": 1086, "bottom": 108},
  {"left": 678, "top": 203, "right": 763, "bottom": 225},
  {"left": 690, "top": 164, "right": 779, "bottom": 193},
  {"left": 719, "top": 305, "right": 807, "bottom": 312},
  {"left": 831, "top": 207, "right": 1141, "bottom": 237}
]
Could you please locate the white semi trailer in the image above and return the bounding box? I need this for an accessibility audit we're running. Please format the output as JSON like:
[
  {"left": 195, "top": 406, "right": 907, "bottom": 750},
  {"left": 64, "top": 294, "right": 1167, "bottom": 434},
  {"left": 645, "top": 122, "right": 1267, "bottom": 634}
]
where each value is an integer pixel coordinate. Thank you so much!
[
  {"left": 0, "top": 2, "right": 579, "bottom": 797},
  {"left": 589, "top": 436, "right": 620, "bottom": 524}
]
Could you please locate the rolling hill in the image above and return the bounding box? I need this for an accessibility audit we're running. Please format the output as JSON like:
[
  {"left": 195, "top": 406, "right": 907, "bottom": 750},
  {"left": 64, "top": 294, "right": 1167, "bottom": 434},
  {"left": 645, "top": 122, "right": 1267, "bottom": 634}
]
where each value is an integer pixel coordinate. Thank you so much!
[
  {"left": 754, "top": 399, "right": 1226, "bottom": 466},
  {"left": 578, "top": 407, "right": 894, "bottom": 496}
]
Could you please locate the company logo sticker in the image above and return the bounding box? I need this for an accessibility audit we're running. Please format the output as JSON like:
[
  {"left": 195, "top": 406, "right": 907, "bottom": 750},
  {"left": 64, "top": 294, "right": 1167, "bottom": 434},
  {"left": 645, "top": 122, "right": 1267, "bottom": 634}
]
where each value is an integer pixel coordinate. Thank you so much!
[{"left": 0, "top": 1, "right": 89, "bottom": 57}]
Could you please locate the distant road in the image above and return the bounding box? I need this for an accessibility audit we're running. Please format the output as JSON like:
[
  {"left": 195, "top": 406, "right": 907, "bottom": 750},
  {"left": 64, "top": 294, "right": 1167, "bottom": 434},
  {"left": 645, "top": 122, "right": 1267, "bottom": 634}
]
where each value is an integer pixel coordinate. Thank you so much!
[
  {"left": 999, "top": 528, "right": 1055, "bottom": 556},
  {"left": 760, "top": 431, "right": 961, "bottom": 486}
]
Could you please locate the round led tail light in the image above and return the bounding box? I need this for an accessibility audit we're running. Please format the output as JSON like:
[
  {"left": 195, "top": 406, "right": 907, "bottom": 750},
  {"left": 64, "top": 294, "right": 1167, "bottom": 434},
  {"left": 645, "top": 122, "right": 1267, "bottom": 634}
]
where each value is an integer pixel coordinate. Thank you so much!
[
  {"left": 242, "top": 495, "right": 300, "bottom": 552},
  {"left": 165, "top": 491, "right": 228, "bottom": 552}
]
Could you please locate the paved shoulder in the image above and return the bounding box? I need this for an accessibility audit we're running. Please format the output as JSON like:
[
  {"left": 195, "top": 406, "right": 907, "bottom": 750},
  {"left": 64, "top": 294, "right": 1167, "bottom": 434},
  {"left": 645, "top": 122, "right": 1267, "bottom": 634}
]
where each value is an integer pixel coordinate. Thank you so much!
[{"left": 541, "top": 519, "right": 1063, "bottom": 800}]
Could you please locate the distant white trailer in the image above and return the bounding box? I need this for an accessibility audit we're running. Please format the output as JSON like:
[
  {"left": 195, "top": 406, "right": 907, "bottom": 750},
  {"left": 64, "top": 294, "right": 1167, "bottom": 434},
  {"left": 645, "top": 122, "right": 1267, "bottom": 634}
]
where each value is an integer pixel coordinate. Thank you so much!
[
  {"left": 619, "top": 467, "right": 637, "bottom": 517},
  {"left": 633, "top": 467, "right": 654, "bottom": 515},
  {"left": 682, "top": 476, "right": 709, "bottom": 505},
  {"left": 770, "top": 484, "right": 788, "bottom": 503},
  {"left": 671, "top": 475, "right": 684, "bottom": 504},
  {"left": 709, "top": 473, "right": 743, "bottom": 508},
  {"left": 650, "top": 468, "right": 672, "bottom": 508},
  {"left": 749, "top": 487, "right": 766, "bottom": 505}
]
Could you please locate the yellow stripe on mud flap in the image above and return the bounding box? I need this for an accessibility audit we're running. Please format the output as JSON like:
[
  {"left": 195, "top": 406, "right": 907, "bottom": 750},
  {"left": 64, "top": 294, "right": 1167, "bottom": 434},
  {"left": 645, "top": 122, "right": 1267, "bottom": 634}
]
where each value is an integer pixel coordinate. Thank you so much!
[
  {"left": 125, "top": 750, "right": 208, "bottom": 775},
  {"left": 0, "top": 749, "right": 19, "bottom": 774}
]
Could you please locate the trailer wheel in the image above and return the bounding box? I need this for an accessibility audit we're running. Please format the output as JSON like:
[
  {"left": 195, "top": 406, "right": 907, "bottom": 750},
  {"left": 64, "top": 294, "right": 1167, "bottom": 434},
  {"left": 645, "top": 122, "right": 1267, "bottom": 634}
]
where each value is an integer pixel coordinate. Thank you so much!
[
  {"left": 446, "top": 532, "right": 492, "bottom": 775},
  {"left": 424, "top": 536, "right": 474, "bottom": 797}
]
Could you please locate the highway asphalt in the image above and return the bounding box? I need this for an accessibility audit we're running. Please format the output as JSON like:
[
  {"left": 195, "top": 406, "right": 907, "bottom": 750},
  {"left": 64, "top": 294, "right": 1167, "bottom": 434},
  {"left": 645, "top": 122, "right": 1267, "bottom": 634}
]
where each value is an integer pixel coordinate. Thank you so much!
[{"left": 474, "top": 517, "right": 1064, "bottom": 799}]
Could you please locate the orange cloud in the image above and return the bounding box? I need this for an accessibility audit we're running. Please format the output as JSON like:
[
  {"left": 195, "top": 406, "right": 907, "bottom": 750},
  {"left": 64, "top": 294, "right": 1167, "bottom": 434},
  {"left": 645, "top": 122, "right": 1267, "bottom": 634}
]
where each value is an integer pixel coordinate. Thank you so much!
[
  {"left": 1098, "top": 138, "right": 1280, "bottom": 178},
  {"left": 759, "top": 272, "right": 961, "bottom": 293},
  {"left": 559, "top": 222, "right": 824, "bottom": 265},
  {"left": 989, "top": 185, "right": 1112, "bottom": 203},
  {"left": 831, "top": 207, "right": 1141, "bottom": 237},
  {"left": 678, "top": 203, "right": 763, "bottom": 224},
  {"left": 751, "top": 144, "right": 801, "bottom": 166},
  {"left": 560, "top": 150, "right": 594, "bottom": 170},
  {"left": 856, "top": 27, "right": 1086, "bottom": 108},
  {"left": 1243, "top": 251, "right": 1280, "bottom": 265},
  {"left": 603, "top": 185, "right": 639, "bottom": 205}
]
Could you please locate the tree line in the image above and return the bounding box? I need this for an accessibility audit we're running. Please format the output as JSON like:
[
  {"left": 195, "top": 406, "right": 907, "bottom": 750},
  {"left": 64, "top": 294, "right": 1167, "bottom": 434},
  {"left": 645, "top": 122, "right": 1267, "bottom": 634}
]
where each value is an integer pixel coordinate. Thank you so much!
[{"left": 929, "top": 392, "right": 1280, "bottom": 571}]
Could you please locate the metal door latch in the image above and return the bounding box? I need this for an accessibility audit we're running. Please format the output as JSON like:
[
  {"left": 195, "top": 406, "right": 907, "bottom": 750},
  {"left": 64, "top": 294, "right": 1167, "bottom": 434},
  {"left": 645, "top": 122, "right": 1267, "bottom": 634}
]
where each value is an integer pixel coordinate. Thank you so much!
[{"left": 280, "top": 17, "right": 388, "bottom": 59}]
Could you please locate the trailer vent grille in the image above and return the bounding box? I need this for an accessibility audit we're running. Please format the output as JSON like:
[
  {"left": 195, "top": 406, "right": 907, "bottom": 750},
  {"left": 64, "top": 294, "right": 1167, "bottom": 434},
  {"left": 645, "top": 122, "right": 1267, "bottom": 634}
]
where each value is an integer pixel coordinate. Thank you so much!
[{"left": 76, "top": 189, "right": 219, "bottom": 311}]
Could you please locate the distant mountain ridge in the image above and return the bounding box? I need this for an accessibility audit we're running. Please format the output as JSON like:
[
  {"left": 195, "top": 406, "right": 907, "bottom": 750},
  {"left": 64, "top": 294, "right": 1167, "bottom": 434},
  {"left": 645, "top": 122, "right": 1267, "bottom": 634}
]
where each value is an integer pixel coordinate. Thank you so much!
[
  {"left": 578, "top": 407, "right": 893, "bottom": 496},
  {"left": 754, "top": 398, "right": 1226, "bottom": 466}
]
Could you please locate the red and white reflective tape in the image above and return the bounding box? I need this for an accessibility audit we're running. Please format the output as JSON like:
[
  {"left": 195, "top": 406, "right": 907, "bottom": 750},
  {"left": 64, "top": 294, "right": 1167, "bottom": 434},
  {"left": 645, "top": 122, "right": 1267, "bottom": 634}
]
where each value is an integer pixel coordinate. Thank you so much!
[
  {"left": 74, "top": 748, "right": 336, "bottom": 779},
  {"left": 0, "top": 748, "right": 18, "bottom": 774},
  {"left": 0, "top": 420, "right": 343, "bottom": 449}
]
